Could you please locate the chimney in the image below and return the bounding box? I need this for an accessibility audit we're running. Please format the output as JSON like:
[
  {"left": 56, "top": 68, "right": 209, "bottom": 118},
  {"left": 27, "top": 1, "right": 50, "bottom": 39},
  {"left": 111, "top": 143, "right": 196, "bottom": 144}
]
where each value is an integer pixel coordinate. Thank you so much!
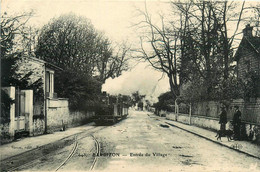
[{"left": 243, "top": 24, "right": 253, "bottom": 37}]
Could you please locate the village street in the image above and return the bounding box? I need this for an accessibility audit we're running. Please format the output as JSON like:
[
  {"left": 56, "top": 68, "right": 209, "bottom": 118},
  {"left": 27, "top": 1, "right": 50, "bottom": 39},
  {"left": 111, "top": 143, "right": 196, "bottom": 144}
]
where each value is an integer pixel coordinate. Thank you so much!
[
  {"left": 1, "top": 1, "right": 260, "bottom": 172},
  {"left": 2, "top": 110, "right": 259, "bottom": 172}
]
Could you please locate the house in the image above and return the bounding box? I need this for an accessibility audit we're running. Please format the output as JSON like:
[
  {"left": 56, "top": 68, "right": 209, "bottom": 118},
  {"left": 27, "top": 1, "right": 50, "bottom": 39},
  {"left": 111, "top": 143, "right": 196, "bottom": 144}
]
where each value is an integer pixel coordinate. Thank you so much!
[
  {"left": 1, "top": 56, "right": 62, "bottom": 138},
  {"left": 15, "top": 56, "right": 61, "bottom": 99},
  {"left": 1, "top": 56, "right": 95, "bottom": 142},
  {"left": 232, "top": 24, "right": 260, "bottom": 137},
  {"left": 234, "top": 24, "right": 260, "bottom": 98}
]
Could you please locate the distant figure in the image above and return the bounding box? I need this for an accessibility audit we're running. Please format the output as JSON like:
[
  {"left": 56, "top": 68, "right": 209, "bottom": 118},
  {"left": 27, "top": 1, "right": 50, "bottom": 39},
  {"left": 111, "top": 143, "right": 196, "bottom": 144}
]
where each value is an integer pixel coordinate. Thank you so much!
[
  {"left": 219, "top": 106, "right": 227, "bottom": 132},
  {"left": 233, "top": 106, "right": 242, "bottom": 140}
]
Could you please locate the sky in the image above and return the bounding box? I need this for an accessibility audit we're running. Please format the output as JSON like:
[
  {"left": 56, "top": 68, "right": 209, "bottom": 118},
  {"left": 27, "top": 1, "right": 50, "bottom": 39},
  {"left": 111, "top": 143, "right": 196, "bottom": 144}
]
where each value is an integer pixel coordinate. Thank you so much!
[{"left": 1, "top": 0, "right": 171, "bottom": 102}]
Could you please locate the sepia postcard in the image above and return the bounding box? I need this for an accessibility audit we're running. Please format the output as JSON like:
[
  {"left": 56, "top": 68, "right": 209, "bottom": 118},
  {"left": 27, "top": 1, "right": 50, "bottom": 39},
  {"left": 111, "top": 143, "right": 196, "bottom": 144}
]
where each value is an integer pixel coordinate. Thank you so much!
[{"left": 1, "top": 0, "right": 260, "bottom": 171}]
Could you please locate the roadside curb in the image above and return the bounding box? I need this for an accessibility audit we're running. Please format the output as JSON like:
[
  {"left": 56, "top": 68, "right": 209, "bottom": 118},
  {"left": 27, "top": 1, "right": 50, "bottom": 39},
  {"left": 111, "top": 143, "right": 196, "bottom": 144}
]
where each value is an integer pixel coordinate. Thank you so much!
[
  {"left": 1, "top": 132, "right": 83, "bottom": 162},
  {"left": 0, "top": 125, "right": 93, "bottom": 163},
  {"left": 165, "top": 121, "right": 260, "bottom": 160},
  {"left": 1, "top": 135, "right": 75, "bottom": 171}
]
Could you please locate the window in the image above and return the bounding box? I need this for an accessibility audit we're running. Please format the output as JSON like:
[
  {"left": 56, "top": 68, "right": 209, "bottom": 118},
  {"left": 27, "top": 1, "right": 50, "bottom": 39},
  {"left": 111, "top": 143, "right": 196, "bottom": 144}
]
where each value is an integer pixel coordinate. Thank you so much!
[{"left": 46, "top": 70, "right": 54, "bottom": 98}]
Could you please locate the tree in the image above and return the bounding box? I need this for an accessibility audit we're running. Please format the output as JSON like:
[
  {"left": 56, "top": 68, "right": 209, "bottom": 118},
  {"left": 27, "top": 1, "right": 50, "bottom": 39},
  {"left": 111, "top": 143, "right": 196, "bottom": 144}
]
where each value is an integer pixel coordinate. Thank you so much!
[
  {"left": 134, "top": 3, "right": 180, "bottom": 98},
  {"left": 36, "top": 13, "right": 129, "bottom": 83},
  {"left": 145, "top": 99, "right": 152, "bottom": 110},
  {"left": 135, "top": 1, "right": 259, "bottom": 102},
  {"left": 1, "top": 12, "right": 44, "bottom": 124},
  {"left": 1, "top": 54, "right": 43, "bottom": 97},
  {"left": 36, "top": 13, "right": 130, "bottom": 110},
  {"left": 120, "top": 95, "right": 132, "bottom": 106},
  {"left": 131, "top": 91, "right": 145, "bottom": 106},
  {"left": 36, "top": 13, "right": 99, "bottom": 74},
  {"left": 246, "top": 4, "right": 260, "bottom": 36},
  {"left": 154, "top": 91, "right": 176, "bottom": 112},
  {"left": 94, "top": 39, "right": 130, "bottom": 83},
  {"left": 239, "top": 71, "right": 260, "bottom": 100},
  {"left": 1, "top": 89, "right": 15, "bottom": 124},
  {"left": 1, "top": 11, "right": 34, "bottom": 58},
  {"left": 1, "top": 12, "right": 43, "bottom": 95},
  {"left": 54, "top": 69, "right": 101, "bottom": 111},
  {"left": 172, "top": 1, "right": 254, "bottom": 101}
]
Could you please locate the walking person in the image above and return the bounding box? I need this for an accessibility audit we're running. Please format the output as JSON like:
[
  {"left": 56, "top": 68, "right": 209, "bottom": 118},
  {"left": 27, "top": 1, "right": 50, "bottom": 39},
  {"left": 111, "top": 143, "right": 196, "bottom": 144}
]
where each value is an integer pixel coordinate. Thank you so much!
[
  {"left": 219, "top": 106, "right": 227, "bottom": 133},
  {"left": 233, "top": 106, "right": 242, "bottom": 140}
]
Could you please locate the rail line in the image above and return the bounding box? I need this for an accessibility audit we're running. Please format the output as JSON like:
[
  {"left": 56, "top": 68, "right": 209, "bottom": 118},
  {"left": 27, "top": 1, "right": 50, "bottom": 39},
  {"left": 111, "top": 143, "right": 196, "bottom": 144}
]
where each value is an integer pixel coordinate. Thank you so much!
[
  {"left": 89, "top": 134, "right": 101, "bottom": 171},
  {"left": 55, "top": 135, "right": 78, "bottom": 171},
  {"left": 55, "top": 126, "right": 105, "bottom": 171},
  {"left": 4, "top": 126, "right": 106, "bottom": 171}
]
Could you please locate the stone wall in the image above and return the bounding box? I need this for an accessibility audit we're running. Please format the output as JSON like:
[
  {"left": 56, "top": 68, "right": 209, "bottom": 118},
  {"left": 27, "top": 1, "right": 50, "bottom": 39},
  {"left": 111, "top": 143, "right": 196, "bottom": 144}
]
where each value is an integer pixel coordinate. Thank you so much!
[
  {"left": 192, "top": 99, "right": 260, "bottom": 124},
  {"left": 192, "top": 101, "right": 220, "bottom": 118},
  {"left": 232, "top": 99, "right": 260, "bottom": 124},
  {"left": 33, "top": 119, "right": 45, "bottom": 136},
  {"left": 46, "top": 98, "right": 95, "bottom": 133},
  {"left": 165, "top": 112, "right": 260, "bottom": 144}
]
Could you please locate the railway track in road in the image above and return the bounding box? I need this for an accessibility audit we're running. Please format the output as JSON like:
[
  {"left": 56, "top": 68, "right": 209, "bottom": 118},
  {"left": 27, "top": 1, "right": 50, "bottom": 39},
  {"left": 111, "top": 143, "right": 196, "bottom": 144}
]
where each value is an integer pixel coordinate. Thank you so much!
[
  {"left": 2, "top": 126, "right": 106, "bottom": 171},
  {"left": 55, "top": 135, "right": 79, "bottom": 171},
  {"left": 89, "top": 134, "right": 101, "bottom": 171},
  {"left": 54, "top": 132, "right": 102, "bottom": 171}
]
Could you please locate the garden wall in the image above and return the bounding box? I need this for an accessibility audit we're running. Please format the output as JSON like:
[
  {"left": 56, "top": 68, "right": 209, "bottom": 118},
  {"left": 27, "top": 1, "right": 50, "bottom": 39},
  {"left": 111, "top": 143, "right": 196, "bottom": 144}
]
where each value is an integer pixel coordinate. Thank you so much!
[
  {"left": 165, "top": 112, "right": 260, "bottom": 144},
  {"left": 46, "top": 98, "right": 95, "bottom": 132}
]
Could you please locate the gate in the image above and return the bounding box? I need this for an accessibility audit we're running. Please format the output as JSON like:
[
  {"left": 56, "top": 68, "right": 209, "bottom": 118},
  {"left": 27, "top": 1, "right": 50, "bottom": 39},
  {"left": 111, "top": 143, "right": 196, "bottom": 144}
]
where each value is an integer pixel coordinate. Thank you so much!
[{"left": 14, "top": 89, "right": 31, "bottom": 133}]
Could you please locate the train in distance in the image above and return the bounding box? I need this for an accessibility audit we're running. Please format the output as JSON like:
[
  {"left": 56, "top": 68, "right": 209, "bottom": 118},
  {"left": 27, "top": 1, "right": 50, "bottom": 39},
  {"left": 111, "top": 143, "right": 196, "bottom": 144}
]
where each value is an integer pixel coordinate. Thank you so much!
[{"left": 93, "top": 92, "right": 130, "bottom": 125}]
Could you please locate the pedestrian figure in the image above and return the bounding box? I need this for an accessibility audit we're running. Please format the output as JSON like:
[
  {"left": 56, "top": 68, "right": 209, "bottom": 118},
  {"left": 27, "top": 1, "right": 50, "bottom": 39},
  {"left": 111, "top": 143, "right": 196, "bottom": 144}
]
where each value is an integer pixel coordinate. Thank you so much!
[
  {"left": 233, "top": 106, "right": 242, "bottom": 140},
  {"left": 219, "top": 106, "right": 227, "bottom": 133}
]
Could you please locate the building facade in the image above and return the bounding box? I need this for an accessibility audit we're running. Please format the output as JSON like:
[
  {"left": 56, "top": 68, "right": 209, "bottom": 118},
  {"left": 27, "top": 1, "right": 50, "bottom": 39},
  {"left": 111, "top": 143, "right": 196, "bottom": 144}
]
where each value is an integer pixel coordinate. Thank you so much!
[{"left": 234, "top": 24, "right": 260, "bottom": 98}]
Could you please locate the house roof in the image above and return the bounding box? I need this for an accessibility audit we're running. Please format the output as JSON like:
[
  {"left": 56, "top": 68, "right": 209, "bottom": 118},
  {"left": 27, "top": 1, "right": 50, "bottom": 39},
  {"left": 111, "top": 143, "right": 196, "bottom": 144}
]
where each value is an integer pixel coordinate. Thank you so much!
[
  {"left": 27, "top": 56, "right": 63, "bottom": 71},
  {"left": 28, "top": 56, "right": 46, "bottom": 64},
  {"left": 234, "top": 36, "right": 260, "bottom": 61},
  {"left": 45, "top": 62, "right": 63, "bottom": 71}
]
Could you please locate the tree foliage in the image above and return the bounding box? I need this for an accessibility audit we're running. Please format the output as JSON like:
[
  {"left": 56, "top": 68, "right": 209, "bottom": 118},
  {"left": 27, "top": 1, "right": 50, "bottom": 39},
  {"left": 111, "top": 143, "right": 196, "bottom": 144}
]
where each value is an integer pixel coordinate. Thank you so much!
[
  {"left": 35, "top": 13, "right": 130, "bottom": 110},
  {"left": 36, "top": 14, "right": 98, "bottom": 73},
  {"left": 1, "top": 89, "right": 15, "bottom": 124},
  {"left": 1, "top": 11, "right": 35, "bottom": 57},
  {"left": 136, "top": 1, "right": 259, "bottom": 103},
  {"left": 153, "top": 91, "right": 175, "bottom": 112},
  {"left": 173, "top": 1, "right": 246, "bottom": 101},
  {"left": 36, "top": 13, "right": 129, "bottom": 83},
  {"left": 1, "top": 55, "right": 43, "bottom": 98},
  {"left": 175, "top": 1, "right": 260, "bottom": 102},
  {"left": 1, "top": 12, "right": 43, "bottom": 96},
  {"left": 54, "top": 69, "right": 101, "bottom": 111},
  {"left": 94, "top": 40, "right": 130, "bottom": 83},
  {"left": 1, "top": 12, "right": 44, "bottom": 122},
  {"left": 131, "top": 91, "right": 145, "bottom": 105},
  {"left": 239, "top": 71, "right": 260, "bottom": 99}
]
